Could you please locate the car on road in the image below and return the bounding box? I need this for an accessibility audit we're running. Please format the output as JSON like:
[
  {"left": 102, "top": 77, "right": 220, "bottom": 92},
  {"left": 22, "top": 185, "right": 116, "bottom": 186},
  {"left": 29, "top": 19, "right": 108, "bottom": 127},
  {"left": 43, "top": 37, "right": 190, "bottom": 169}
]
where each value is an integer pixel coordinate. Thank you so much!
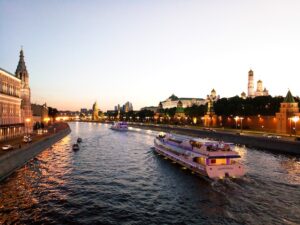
[
  {"left": 263, "top": 134, "right": 281, "bottom": 139},
  {"left": 2, "top": 145, "right": 13, "bottom": 151},
  {"left": 203, "top": 128, "right": 216, "bottom": 132},
  {"left": 23, "top": 136, "right": 32, "bottom": 143}
]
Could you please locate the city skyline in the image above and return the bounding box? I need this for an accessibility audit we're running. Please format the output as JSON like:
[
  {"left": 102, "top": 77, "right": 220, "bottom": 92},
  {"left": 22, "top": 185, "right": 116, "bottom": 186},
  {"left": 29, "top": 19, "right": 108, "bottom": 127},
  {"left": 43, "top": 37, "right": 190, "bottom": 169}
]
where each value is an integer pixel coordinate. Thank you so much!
[{"left": 1, "top": 1, "right": 300, "bottom": 111}]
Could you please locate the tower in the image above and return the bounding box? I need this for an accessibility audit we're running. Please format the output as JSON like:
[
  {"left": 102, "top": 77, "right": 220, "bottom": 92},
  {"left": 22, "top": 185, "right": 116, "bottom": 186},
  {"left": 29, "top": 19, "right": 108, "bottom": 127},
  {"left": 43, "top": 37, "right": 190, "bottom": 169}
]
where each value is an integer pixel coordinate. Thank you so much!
[
  {"left": 247, "top": 69, "right": 255, "bottom": 97},
  {"left": 211, "top": 89, "right": 216, "bottom": 99},
  {"left": 204, "top": 89, "right": 217, "bottom": 127},
  {"left": 276, "top": 90, "right": 300, "bottom": 134},
  {"left": 174, "top": 100, "right": 185, "bottom": 119},
  {"left": 241, "top": 92, "right": 247, "bottom": 99},
  {"left": 15, "top": 48, "right": 32, "bottom": 132},
  {"left": 257, "top": 80, "right": 263, "bottom": 92},
  {"left": 92, "top": 101, "right": 99, "bottom": 120},
  {"left": 255, "top": 80, "right": 264, "bottom": 96}
]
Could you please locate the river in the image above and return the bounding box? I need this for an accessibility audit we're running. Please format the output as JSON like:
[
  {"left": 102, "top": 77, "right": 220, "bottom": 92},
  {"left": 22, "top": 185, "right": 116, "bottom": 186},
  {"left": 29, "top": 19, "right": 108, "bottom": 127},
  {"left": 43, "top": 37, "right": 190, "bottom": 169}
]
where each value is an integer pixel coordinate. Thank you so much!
[{"left": 0, "top": 122, "right": 299, "bottom": 224}]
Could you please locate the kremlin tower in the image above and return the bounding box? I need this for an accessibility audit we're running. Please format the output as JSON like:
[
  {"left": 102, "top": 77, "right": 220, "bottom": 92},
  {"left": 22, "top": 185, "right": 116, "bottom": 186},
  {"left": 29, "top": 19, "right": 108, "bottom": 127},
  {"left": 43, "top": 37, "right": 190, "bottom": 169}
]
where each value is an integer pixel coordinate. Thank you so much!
[
  {"left": 247, "top": 70, "right": 255, "bottom": 97},
  {"left": 247, "top": 69, "right": 269, "bottom": 98}
]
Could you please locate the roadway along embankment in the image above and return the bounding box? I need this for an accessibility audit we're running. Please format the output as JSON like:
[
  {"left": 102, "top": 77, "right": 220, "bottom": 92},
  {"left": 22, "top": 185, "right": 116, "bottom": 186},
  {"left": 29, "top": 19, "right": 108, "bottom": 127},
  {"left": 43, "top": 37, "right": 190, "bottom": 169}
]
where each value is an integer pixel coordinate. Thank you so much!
[
  {"left": 0, "top": 125, "right": 71, "bottom": 182},
  {"left": 129, "top": 124, "right": 300, "bottom": 155}
]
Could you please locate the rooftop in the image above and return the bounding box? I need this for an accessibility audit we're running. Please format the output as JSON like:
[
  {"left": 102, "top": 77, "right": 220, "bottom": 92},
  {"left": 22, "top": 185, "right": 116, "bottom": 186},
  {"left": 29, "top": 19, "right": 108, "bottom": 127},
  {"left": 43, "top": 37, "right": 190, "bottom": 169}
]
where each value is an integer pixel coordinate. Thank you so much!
[
  {"left": 0, "top": 67, "right": 19, "bottom": 80},
  {"left": 284, "top": 90, "right": 295, "bottom": 103}
]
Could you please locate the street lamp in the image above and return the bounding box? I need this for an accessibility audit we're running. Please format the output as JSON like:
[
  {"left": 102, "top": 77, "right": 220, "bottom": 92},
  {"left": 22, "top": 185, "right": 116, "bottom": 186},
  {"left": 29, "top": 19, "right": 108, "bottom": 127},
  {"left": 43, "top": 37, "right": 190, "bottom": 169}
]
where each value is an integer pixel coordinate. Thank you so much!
[
  {"left": 234, "top": 116, "right": 239, "bottom": 129},
  {"left": 292, "top": 116, "right": 299, "bottom": 135},
  {"left": 240, "top": 117, "right": 244, "bottom": 133},
  {"left": 43, "top": 117, "right": 50, "bottom": 125},
  {"left": 193, "top": 117, "right": 197, "bottom": 125},
  {"left": 25, "top": 118, "right": 31, "bottom": 136}
]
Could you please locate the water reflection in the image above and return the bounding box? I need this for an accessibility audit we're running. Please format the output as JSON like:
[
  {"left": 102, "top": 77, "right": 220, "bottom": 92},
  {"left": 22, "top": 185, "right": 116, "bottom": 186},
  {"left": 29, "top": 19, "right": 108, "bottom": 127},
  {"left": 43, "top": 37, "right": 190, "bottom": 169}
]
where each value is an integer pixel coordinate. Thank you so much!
[
  {"left": 0, "top": 122, "right": 299, "bottom": 225},
  {"left": 279, "top": 157, "right": 300, "bottom": 184}
]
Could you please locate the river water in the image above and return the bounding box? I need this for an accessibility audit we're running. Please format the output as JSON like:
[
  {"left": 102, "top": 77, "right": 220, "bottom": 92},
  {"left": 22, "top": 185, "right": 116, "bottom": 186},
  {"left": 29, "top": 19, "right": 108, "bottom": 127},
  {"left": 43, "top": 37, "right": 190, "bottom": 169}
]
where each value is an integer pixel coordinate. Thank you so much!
[{"left": 0, "top": 122, "right": 299, "bottom": 225}]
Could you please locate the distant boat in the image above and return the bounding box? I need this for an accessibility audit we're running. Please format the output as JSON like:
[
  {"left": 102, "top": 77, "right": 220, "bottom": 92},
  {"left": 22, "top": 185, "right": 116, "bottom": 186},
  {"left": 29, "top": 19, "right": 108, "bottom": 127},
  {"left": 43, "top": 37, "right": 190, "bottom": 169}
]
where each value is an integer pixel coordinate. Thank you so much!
[
  {"left": 77, "top": 137, "right": 82, "bottom": 143},
  {"left": 72, "top": 143, "right": 80, "bottom": 151},
  {"left": 111, "top": 121, "right": 128, "bottom": 131}
]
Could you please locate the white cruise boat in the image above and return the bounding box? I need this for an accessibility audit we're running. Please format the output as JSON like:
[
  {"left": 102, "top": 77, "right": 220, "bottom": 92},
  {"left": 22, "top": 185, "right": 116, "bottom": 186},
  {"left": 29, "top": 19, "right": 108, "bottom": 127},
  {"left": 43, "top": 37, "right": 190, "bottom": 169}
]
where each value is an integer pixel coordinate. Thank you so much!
[
  {"left": 111, "top": 121, "right": 128, "bottom": 131},
  {"left": 154, "top": 133, "right": 245, "bottom": 180}
]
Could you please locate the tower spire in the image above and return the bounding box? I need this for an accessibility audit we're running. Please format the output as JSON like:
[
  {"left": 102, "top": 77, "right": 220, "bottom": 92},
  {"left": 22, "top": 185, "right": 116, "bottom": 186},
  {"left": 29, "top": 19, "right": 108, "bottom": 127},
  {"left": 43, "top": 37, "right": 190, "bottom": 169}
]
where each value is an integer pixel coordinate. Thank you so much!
[
  {"left": 15, "top": 47, "right": 28, "bottom": 80},
  {"left": 15, "top": 48, "right": 33, "bottom": 134}
]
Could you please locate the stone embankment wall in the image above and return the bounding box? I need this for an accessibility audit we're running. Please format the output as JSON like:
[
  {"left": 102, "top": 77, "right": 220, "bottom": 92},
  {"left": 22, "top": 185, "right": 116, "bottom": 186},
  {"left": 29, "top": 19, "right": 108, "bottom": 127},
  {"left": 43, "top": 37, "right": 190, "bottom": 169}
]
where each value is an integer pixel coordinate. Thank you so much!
[
  {"left": 0, "top": 126, "right": 71, "bottom": 182},
  {"left": 130, "top": 124, "right": 300, "bottom": 155}
]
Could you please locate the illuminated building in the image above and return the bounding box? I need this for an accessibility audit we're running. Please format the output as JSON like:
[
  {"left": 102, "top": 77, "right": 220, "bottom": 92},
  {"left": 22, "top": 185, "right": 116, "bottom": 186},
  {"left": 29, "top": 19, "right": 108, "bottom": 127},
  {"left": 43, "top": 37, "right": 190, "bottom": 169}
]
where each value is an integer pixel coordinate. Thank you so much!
[
  {"left": 174, "top": 100, "right": 185, "bottom": 119},
  {"left": 204, "top": 89, "right": 218, "bottom": 127},
  {"left": 247, "top": 69, "right": 269, "bottom": 98},
  {"left": 276, "top": 90, "right": 300, "bottom": 134},
  {"left": 31, "top": 103, "right": 49, "bottom": 125},
  {"left": 0, "top": 68, "right": 23, "bottom": 140},
  {"left": 241, "top": 92, "right": 247, "bottom": 99},
  {"left": 140, "top": 106, "right": 158, "bottom": 112},
  {"left": 0, "top": 48, "right": 32, "bottom": 140},
  {"left": 15, "top": 48, "right": 33, "bottom": 132},
  {"left": 92, "top": 101, "right": 99, "bottom": 120},
  {"left": 123, "top": 101, "right": 133, "bottom": 112},
  {"left": 160, "top": 94, "right": 206, "bottom": 109},
  {"left": 114, "top": 102, "right": 133, "bottom": 113}
]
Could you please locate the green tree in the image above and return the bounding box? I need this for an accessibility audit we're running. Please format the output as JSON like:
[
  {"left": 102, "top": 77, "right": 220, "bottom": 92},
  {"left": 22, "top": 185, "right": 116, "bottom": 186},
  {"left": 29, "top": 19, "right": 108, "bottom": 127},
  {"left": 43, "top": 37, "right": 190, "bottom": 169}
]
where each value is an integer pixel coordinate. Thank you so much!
[
  {"left": 48, "top": 107, "right": 58, "bottom": 120},
  {"left": 214, "top": 95, "right": 284, "bottom": 116},
  {"left": 185, "top": 104, "right": 206, "bottom": 118}
]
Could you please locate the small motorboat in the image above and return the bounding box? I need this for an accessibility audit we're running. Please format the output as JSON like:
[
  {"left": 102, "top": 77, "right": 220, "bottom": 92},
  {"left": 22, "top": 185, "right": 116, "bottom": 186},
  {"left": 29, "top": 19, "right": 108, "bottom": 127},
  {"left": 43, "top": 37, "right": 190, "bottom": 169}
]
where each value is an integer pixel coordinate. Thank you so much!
[
  {"left": 72, "top": 143, "right": 80, "bottom": 151},
  {"left": 77, "top": 137, "right": 82, "bottom": 143},
  {"left": 111, "top": 121, "right": 128, "bottom": 131}
]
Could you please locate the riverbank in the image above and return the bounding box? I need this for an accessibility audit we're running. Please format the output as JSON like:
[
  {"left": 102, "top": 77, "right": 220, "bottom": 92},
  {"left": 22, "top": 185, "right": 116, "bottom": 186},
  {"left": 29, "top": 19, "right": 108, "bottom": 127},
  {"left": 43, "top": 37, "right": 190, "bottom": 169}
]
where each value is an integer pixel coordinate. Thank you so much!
[
  {"left": 0, "top": 123, "right": 71, "bottom": 182},
  {"left": 128, "top": 123, "right": 300, "bottom": 155}
]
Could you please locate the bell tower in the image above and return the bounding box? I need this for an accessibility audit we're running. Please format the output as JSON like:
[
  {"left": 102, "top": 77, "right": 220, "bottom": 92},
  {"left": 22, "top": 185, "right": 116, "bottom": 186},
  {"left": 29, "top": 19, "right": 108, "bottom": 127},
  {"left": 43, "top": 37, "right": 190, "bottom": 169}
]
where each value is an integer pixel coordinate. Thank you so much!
[
  {"left": 15, "top": 48, "right": 32, "bottom": 132},
  {"left": 247, "top": 69, "right": 255, "bottom": 97}
]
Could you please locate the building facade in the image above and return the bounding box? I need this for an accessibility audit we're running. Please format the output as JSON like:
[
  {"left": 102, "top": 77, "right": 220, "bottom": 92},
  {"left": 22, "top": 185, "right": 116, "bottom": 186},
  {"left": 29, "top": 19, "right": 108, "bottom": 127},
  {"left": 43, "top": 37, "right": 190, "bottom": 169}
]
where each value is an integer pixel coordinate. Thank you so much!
[
  {"left": 0, "top": 69, "right": 23, "bottom": 140},
  {"left": 114, "top": 102, "right": 133, "bottom": 113},
  {"left": 123, "top": 101, "right": 133, "bottom": 112},
  {"left": 174, "top": 101, "right": 185, "bottom": 119},
  {"left": 247, "top": 69, "right": 269, "bottom": 98},
  {"left": 141, "top": 106, "right": 158, "bottom": 112},
  {"left": 31, "top": 103, "right": 49, "bottom": 125},
  {"left": 160, "top": 94, "right": 206, "bottom": 109},
  {"left": 0, "top": 48, "right": 33, "bottom": 140}
]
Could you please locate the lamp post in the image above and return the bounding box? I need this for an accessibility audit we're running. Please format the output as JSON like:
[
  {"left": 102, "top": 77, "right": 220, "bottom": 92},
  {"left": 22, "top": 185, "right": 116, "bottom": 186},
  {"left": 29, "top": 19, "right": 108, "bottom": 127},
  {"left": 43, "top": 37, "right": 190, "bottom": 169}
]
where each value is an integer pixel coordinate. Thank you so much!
[
  {"left": 193, "top": 117, "right": 197, "bottom": 125},
  {"left": 234, "top": 116, "right": 239, "bottom": 129},
  {"left": 240, "top": 117, "right": 244, "bottom": 133},
  {"left": 292, "top": 116, "right": 299, "bottom": 135},
  {"left": 25, "top": 118, "right": 31, "bottom": 136},
  {"left": 43, "top": 117, "right": 50, "bottom": 126}
]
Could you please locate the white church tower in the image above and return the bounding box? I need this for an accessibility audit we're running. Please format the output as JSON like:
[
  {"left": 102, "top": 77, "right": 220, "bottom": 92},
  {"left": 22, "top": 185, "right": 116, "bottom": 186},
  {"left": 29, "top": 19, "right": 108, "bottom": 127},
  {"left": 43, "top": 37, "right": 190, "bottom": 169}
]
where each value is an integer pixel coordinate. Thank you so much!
[{"left": 247, "top": 69, "right": 255, "bottom": 97}]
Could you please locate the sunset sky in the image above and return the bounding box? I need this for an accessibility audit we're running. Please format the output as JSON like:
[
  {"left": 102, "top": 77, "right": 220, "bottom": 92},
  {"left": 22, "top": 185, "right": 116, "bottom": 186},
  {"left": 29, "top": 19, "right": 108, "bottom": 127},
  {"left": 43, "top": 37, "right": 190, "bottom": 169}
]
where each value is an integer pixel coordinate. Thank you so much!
[{"left": 1, "top": 0, "right": 300, "bottom": 111}]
